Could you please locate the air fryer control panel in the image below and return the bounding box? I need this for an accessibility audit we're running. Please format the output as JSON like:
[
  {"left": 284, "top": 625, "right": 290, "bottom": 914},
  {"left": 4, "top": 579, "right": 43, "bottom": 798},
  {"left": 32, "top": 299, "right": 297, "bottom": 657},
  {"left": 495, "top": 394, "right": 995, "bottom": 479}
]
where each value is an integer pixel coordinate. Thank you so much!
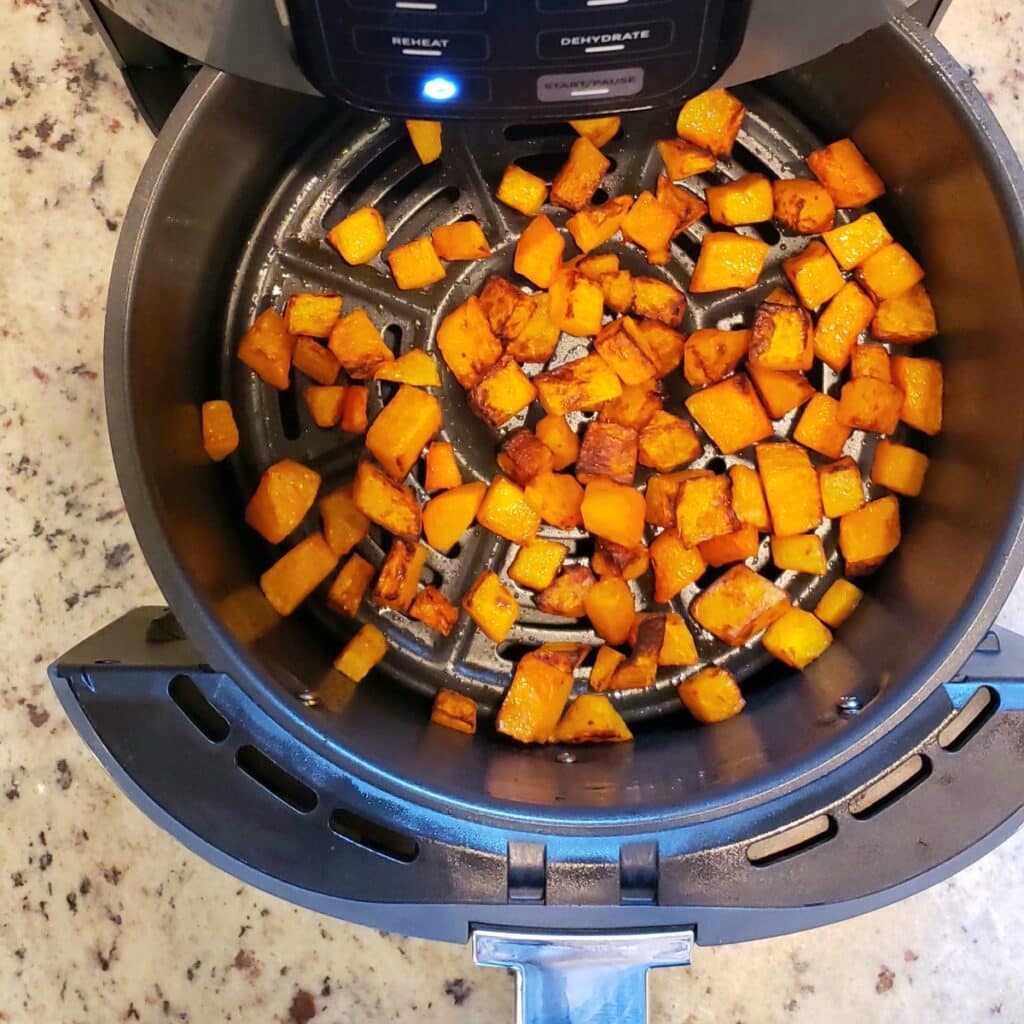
[{"left": 286, "top": 0, "right": 750, "bottom": 119}]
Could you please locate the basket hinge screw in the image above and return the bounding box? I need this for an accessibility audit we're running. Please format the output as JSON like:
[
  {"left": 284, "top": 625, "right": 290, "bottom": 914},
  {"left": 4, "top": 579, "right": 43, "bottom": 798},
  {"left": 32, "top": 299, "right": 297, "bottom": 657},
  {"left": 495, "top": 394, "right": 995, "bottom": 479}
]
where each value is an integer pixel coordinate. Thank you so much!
[{"left": 837, "top": 695, "right": 863, "bottom": 717}]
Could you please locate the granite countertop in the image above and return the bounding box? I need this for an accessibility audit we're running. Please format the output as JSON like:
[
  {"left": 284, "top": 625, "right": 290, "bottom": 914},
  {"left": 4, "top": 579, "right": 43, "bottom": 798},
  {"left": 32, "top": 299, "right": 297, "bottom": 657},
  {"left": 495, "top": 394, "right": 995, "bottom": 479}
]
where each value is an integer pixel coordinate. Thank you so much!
[{"left": 2, "top": 2, "right": 1023, "bottom": 1021}]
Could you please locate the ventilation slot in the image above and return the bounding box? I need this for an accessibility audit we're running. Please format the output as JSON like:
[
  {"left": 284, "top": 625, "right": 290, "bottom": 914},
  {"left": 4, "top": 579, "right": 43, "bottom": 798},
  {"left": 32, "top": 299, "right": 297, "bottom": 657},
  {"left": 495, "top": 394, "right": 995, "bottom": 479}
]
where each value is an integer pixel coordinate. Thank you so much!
[
  {"left": 383, "top": 324, "right": 403, "bottom": 349},
  {"left": 322, "top": 137, "right": 413, "bottom": 227},
  {"left": 507, "top": 840, "right": 546, "bottom": 903},
  {"left": 619, "top": 842, "right": 658, "bottom": 905},
  {"left": 938, "top": 686, "right": 999, "bottom": 751},
  {"left": 746, "top": 814, "right": 837, "bottom": 867},
  {"left": 278, "top": 385, "right": 301, "bottom": 440},
  {"left": 496, "top": 641, "right": 537, "bottom": 664},
  {"left": 514, "top": 152, "right": 569, "bottom": 182},
  {"left": 329, "top": 808, "right": 419, "bottom": 863},
  {"left": 236, "top": 745, "right": 318, "bottom": 813},
  {"left": 168, "top": 675, "right": 229, "bottom": 743},
  {"left": 504, "top": 123, "right": 577, "bottom": 143},
  {"left": 671, "top": 233, "right": 702, "bottom": 264},
  {"left": 849, "top": 754, "right": 931, "bottom": 820},
  {"left": 381, "top": 166, "right": 448, "bottom": 211}
]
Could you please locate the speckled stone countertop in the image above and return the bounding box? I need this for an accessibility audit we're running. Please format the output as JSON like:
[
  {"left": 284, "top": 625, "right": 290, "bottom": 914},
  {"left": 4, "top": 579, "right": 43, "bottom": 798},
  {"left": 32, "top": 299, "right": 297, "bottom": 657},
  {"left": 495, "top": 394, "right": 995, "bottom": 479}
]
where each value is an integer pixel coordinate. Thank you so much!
[{"left": 1, "top": 2, "right": 1023, "bottom": 1021}]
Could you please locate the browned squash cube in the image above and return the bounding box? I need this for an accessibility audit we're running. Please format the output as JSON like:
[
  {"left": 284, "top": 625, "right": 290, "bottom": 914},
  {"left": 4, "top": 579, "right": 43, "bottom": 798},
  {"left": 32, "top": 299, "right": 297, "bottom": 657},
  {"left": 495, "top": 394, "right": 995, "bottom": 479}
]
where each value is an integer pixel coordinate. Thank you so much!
[
  {"left": 684, "top": 328, "right": 750, "bottom": 387},
  {"left": 387, "top": 237, "right": 446, "bottom": 290},
  {"left": 872, "top": 439, "right": 929, "bottom": 497},
  {"left": 850, "top": 343, "right": 891, "bottom": 382},
  {"left": 814, "top": 282, "right": 876, "bottom": 372},
  {"left": 514, "top": 214, "right": 565, "bottom": 289},
  {"left": 750, "top": 301, "right": 814, "bottom": 371},
  {"left": 817, "top": 457, "right": 865, "bottom": 518},
  {"left": 771, "top": 533, "right": 827, "bottom": 575},
  {"left": 599, "top": 385, "right": 663, "bottom": 431},
  {"left": 260, "top": 533, "right": 339, "bottom": 616},
  {"left": 631, "top": 276, "right": 687, "bottom": 327},
  {"left": 690, "top": 564, "right": 789, "bottom": 645},
  {"left": 891, "top": 356, "right": 943, "bottom": 435},
  {"left": 326, "top": 206, "right": 387, "bottom": 266},
  {"left": 353, "top": 459, "right": 421, "bottom": 538},
  {"left": 622, "top": 318, "right": 685, "bottom": 378},
  {"left": 646, "top": 471, "right": 694, "bottom": 528},
  {"left": 658, "top": 613, "right": 699, "bottom": 666},
  {"left": 807, "top": 138, "right": 886, "bottom": 208},
  {"left": 293, "top": 336, "right": 342, "bottom": 386},
  {"left": 202, "top": 400, "right": 239, "bottom": 462},
  {"left": 477, "top": 475, "right": 541, "bottom": 544},
  {"left": 498, "top": 430, "right": 556, "bottom": 486},
  {"left": 535, "top": 354, "right": 622, "bottom": 415},
  {"left": 763, "top": 608, "right": 833, "bottom": 669},
  {"left": 479, "top": 275, "right": 534, "bottom": 338},
  {"left": 576, "top": 422, "right": 639, "bottom": 484},
  {"left": 678, "top": 666, "right": 745, "bottom": 724},
  {"left": 285, "top": 293, "right": 342, "bottom": 338},
  {"left": 815, "top": 579, "right": 863, "bottom": 628},
  {"left": 341, "top": 385, "right": 369, "bottom": 434},
  {"left": 581, "top": 478, "right": 646, "bottom": 548},
  {"left": 424, "top": 441, "right": 461, "bottom": 492},
  {"left": 822, "top": 212, "right": 893, "bottom": 270},
  {"left": 855, "top": 243, "right": 926, "bottom": 303},
  {"left": 675, "top": 88, "right": 745, "bottom": 157},
  {"left": 319, "top": 485, "right": 370, "bottom": 556},
  {"left": 565, "top": 195, "right": 632, "bottom": 253},
  {"left": 783, "top": 240, "right": 845, "bottom": 311},
  {"left": 685, "top": 374, "right": 773, "bottom": 455},
  {"left": 608, "top": 615, "right": 664, "bottom": 690},
  {"left": 650, "top": 530, "right": 706, "bottom": 601},
  {"left": 676, "top": 474, "right": 738, "bottom": 547},
  {"left": 524, "top": 471, "right": 585, "bottom": 530},
  {"left": 497, "top": 646, "right": 584, "bottom": 744},
  {"left": 365, "top": 385, "right": 442, "bottom": 481},
  {"left": 436, "top": 295, "right": 503, "bottom": 389},
  {"left": 328, "top": 308, "right": 394, "bottom": 380},
  {"left": 326, "top": 552, "right": 375, "bottom": 617},
  {"left": 591, "top": 539, "right": 650, "bottom": 581},
  {"left": 468, "top": 356, "right": 537, "bottom": 429},
  {"left": 621, "top": 191, "right": 680, "bottom": 260},
  {"left": 422, "top": 481, "right": 486, "bottom": 552},
  {"left": 594, "top": 319, "right": 658, "bottom": 386},
  {"left": 496, "top": 164, "right": 548, "bottom": 216},
  {"left": 303, "top": 385, "right": 346, "bottom": 428},
  {"left": 508, "top": 539, "right": 568, "bottom": 591},
  {"left": 536, "top": 565, "right": 595, "bottom": 619},
  {"left": 746, "top": 363, "right": 814, "bottom": 420},
  {"left": 551, "top": 694, "right": 633, "bottom": 744},
  {"left": 431, "top": 220, "right": 490, "bottom": 261},
  {"left": 406, "top": 119, "right": 441, "bottom": 164},
  {"left": 507, "top": 293, "right": 561, "bottom": 364},
  {"left": 333, "top": 623, "right": 387, "bottom": 682},
  {"left": 755, "top": 443, "right": 822, "bottom": 537},
  {"left": 589, "top": 645, "right": 627, "bottom": 692},
  {"left": 838, "top": 377, "right": 903, "bottom": 434},
  {"left": 871, "top": 283, "right": 938, "bottom": 343},
  {"left": 551, "top": 137, "right": 611, "bottom": 211},
  {"left": 462, "top": 570, "right": 518, "bottom": 642},
  {"left": 689, "top": 233, "right": 769, "bottom": 293},
  {"left": 655, "top": 175, "right": 707, "bottom": 234},
  {"left": 729, "top": 465, "right": 770, "bottom": 530},
  {"left": 410, "top": 587, "right": 460, "bottom": 637},
  {"left": 570, "top": 116, "right": 620, "bottom": 147},
  {"left": 793, "top": 393, "right": 852, "bottom": 459},
  {"left": 637, "top": 411, "right": 702, "bottom": 473},
  {"left": 772, "top": 178, "right": 835, "bottom": 234},
  {"left": 536, "top": 414, "right": 581, "bottom": 470},
  {"left": 706, "top": 173, "right": 774, "bottom": 226},
  {"left": 699, "top": 523, "right": 760, "bottom": 567},
  {"left": 237, "top": 308, "right": 296, "bottom": 390},
  {"left": 657, "top": 138, "right": 717, "bottom": 179},
  {"left": 373, "top": 539, "right": 427, "bottom": 612},
  {"left": 430, "top": 688, "right": 476, "bottom": 732},
  {"left": 839, "top": 495, "right": 901, "bottom": 576},
  {"left": 549, "top": 268, "right": 605, "bottom": 336},
  {"left": 246, "top": 459, "right": 321, "bottom": 544}
]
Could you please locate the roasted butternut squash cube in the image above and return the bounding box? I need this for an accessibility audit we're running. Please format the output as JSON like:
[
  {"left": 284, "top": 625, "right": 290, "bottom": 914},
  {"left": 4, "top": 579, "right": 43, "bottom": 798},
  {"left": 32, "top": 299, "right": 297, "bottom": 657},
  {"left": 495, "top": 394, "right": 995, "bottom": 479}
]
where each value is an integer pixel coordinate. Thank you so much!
[
  {"left": 431, "top": 220, "right": 490, "bottom": 261},
  {"left": 838, "top": 377, "right": 903, "bottom": 434},
  {"left": 524, "top": 471, "right": 585, "bottom": 530},
  {"left": 675, "top": 88, "right": 745, "bottom": 157},
  {"left": 319, "top": 485, "right": 370, "bottom": 556},
  {"left": 551, "top": 137, "right": 611, "bottom": 211},
  {"left": 814, "top": 282, "right": 876, "bottom": 372},
  {"left": 468, "top": 357, "right": 537, "bottom": 429},
  {"left": 479, "top": 275, "right": 534, "bottom": 338},
  {"left": 578, "top": 252, "right": 620, "bottom": 279},
  {"left": 657, "top": 137, "right": 717, "bottom": 179},
  {"left": 756, "top": 443, "right": 822, "bottom": 536},
  {"left": 565, "top": 195, "right": 632, "bottom": 253},
  {"left": 718, "top": 469, "right": 767, "bottom": 537},
  {"left": 388, "top": 237, "right": 446, "bottom": 290},
  {"left": 477, "top": 475, "right": 540, "bottom": 544},
  {"left": 608, "top": 615, "right": 664, "bottom": 690},
  {"left": 839, "top": 495, "right": 901, "bottom": 576},
  {"left": 817, "top": 457, "right": 864, "bottom": 518},
  {"left": 621, "top": 191, "right": 680, "bottom": 259},
  {"left": 237, "top": 308, "right": 296, "bottom": 390},
  {"left": 815, "top": 578, "right": 864, "bottom": 628},
  {"left": 591, "top": 539, "right": 649, "bottom": 581},
  {"left": 891, "top": 356, "right": 943, "bottom": 435},
  {"left": 689, "top": 232, "right": 769, "bottom": 293},
  {"left": 750, "top": 301, "right": 814, "bottom": 371},
  {"left": 498, "top": 430, "right": 555, "bottom": 486},
  {"left": 676, "top": 474, "right": 738, "bottom": 547},
  {"left": 600, "top": 269, "right": 635, "bottom": 314},
  {"left": 430, "top": 688, "right": 476, "bottom": 732},
  {"left": 514, "top": 214, "right": 565, "bottom": 289},
  {"left": 328, "top": 308, "right": 394, "bottom": 380},
  {"left": 632, "top": 276, "right": 687, "bottom": 327},
  {"left": 822, "top": 212, "right": 892, "bottom": 270},
  {"left": 622, "top": 318, "right": 685, "bottom": 378},
  {"left": 746, "top": 363, "right": 814, "bottom": 420},
  {"left": 496, "top": 163, "right": 548, "bottom": 216},
  {"left": 463, "top": 570, "right": 518, "bottom": 642},
  {"left": 594, "top": 319, "right": 658, "bottom": 386},
  {"left": 333, "top": 623, "right": 387, "bottom": 682},
  {"left": 772, "top": 178, "right": 835, "bottom": 234},
  {"left": 285, "top": 293, "right": 342, "bottom": 339},
  {"left": 535, "top": 354, "right": 622, "bottom": 414},
  {"left": 373, "top": 539, "right": 427, "bottom": 612},
  {"left": 871, "top": 283, "right": 938, "bottom": 343},
  {"left": 326, "top": 206, "right": 387, "bottom": 265},
  {"left": 699, "top": 522, "right": 761, "bottom": 567},
  {"left": 551, "top": 694, "right": 632, "bottom": 744},
  {"left": 374, "top": 349, "right": 441, "bottom": 388},
  {"left": 684, "top": 328, "right": 750, "bottom": 387},
  {"left": 793, "top": 393, "right": 852, "bottom": 459},
  {"left": 202, "top": 400, "right": 239, "bottom": 462},
  {"left": 763, "top": 608, "right": 833, "bottom": 669},
  {"left": 583, "top": 577, "right": 635, "bottom": 644},
  {"left": 549, "top": 269, "right": 605, "bottom": 337},
  {"left": 872, "top": 440, "right": 929, "bottom": 497},
  {"left": 658, "top": 613, "right": 699, "bottom": 666},
  {"left": 678, "top": 666, "right": 745, "bottom": 724},
  {"left": 706, "top": 173, "right": 774, "bottom": 226},
  {"left": 422, "top": 481, "right": 486, "bottom": 552},
  {"left": 508, "top": 293, "right": 561, "bottom": 364},
  {"left": 576, "top": 422, "right": 639, "bottom": 484},
  {"left": 353, "top": 459, "right": 422, "bottom": 538},
  {"left": 637, "top": 411, "right": 701, "bottom": 473},
  {"left": 691, "top": 564, "right": 789, "bottom": 646},
  {"left": 366, "top": 385, "right": 442, "bottom": 481},
  {"left": 529, "top": 417, "right": 575, "bottom": 473},
  {"left": 855, "top": 243, "right": 926, "bottom": 303},
  {"left": 260, "top": 533, "right": 339, "bottom": 616},
  {"left": 411, "top": 586, "right": 460, "bottom": 637},
  {"left": 536, "top": 564, "right": 595, "bottom": 618},
  {"left": 599, "top": 385, "right": 662, "bottom": 431},
  {"left": 581, "top": 478, "right": 645, "bottom": 548},
  {"left": 509, "top": 539, "right": 568, "bottom": 591},
  {"left": 436, "top": 295, "right": 504, "bottom": 389},
  {"left": 570, "top": 116, "right": 620, "bottom": 147},
  {"left": 646, "top": 471, "right": 705, "bottom": 528},
  {"left": 590, "top": 645, "right": 627, "bottom": 692},
  {"left": 807, "top": 138, "right": 886, "bottom": 208},
  {"left": 850, "top": 343, "right": 891, "bottom": 382},
  {"left": 651, "top": 531, "right": 707, "bottom": 600},
  {"left": 326, "top": 552, "right": 375, "bottom": 617},
  {"left": 341, "top": 385, "right": 369, "bottom": 434},
  {"left": 783, "top": 240, "right": 844, "bottom": 311},
  {"left": 293, "top": 336, "right": 341, "bottom": 385},
  {"left": 406, "top": 119, "right": 441, "bottom": 163},
  {"left": 685, "top": 374, "right": 773, "bottom": 455},
  {"left": 497, "top": 646, "right": 578, "bottom": 743},
  {"left": 303, "top": 385, "right": 346, "bottom": 428},
  {"left": 655, "top": 175, "right": 708, "bottom": 234},
  {"left": 246, "top": 459, "right": 321, "bottom": 544},
  {"left": 771, "top": 534, "right": 827, "bottom": 575}
]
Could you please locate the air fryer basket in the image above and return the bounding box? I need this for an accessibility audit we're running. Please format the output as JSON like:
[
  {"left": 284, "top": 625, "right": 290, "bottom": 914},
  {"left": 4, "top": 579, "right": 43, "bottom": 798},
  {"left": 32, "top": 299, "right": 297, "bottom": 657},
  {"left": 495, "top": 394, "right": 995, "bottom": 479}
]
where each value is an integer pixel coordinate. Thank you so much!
[{"left": 53, "top": 11, "right": 1024, "bottom": 967}]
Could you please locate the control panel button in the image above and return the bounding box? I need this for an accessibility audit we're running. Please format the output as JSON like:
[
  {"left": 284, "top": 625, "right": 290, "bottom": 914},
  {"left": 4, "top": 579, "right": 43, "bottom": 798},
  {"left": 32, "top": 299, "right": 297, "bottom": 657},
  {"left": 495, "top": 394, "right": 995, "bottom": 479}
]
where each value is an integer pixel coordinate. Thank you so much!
[
  {"left": 354, "top": 27, "right": 489, "bottom": 60},
  {"left": 537, "top": 67, "right": 644, "bottom": 102},
  {"left": 537, "top": 0, "right": 668, "bottom": 10},
  {"left": 347, "top": 0, "right": 486, "bottom": 13},
  {"left": 387, "top": 71, "right": 491, "bottom": 103},
  {"left": 537, "top": 21, "right": 673, "bottom": 60}
]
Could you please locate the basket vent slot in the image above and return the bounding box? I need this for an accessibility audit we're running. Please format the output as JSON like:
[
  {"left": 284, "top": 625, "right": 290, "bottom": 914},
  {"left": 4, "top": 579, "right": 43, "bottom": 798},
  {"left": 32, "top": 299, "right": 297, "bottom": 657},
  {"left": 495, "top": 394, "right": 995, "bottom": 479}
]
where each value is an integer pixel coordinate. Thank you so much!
[
  {"left": 746, "top": 814, "right": 836, "bottom": 867},
  {"left": 507, "top": 840, "right": 546, "bottom": 903},
  {"left": 619, "top": 842, "right": 658, "bottom": 905},
  {"left": 168, "top": 674, "right": 229, "bottom": 743},
  {"left": 278, "top": 385, "right": 302, "bottom": 440},
  {"left": 504, "top": 122, "right": 576, "bottom": 143},
  {"left": 329, "top": 808, "right": 419, "bottom": 863},
  {"left": 236, "top": 745, "right": 318, "bottom": 813},
  {"left": 938, "top": 685, "right": 999, "bottom": 751},
  {"left": 322, "top": 136, "right": 412, "bottom": 227},
  {"left": 849, "top": 753, "right": 931, "bottom": 820}
]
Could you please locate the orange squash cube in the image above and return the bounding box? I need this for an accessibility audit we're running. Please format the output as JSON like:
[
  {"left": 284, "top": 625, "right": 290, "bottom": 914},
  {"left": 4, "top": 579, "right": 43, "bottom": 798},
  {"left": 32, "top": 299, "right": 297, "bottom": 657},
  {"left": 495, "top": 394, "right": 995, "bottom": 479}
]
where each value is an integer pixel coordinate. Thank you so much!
[
  {"left": 462, "top": 570, "right": 518, "bottom": 642},
  {"left": 468, "top": 357, "right": 537, "bottom": 429},
  {"left": 855, "top": 243, "right": 926, "bottom": 303},
  {"left": 771, "top": 534, "right": 827, "bottom": 575},
  {"left": 365, "top": 385, "right": 442, "bottom": 481},
  {"left": 326, "top": 552, "right": 375, "bottom": 617},
  {"left": 684, "top": 328, "right": 750, "bottom": 387},
  {"left": 729, "top": 465, "right": 770, "bottom": 531},
  {"left": 570, "top": 116, "right": 621, "bottom": 147},
  {"left": 756, "top": 443, "right": 822, "bottom": 537},
  {"left": 817, "top": 456, "right": 865, "bottom": 518},
  {"left": 477, "top": 475, "right": 540, "bottom": 544},
  {"left": 293, "top": 336, "right": 341, "bottom": 385},
  {"left": 675, "top": 88, "right": 745, "bottom": 157},
  {"left": 822, "top": 212, "right": 893, "bottom": 270},
  {"left": 498, "top": 430, "right": 556, "bottom": 486},
  {"left": 551, "top": 694, "right": 633, "bottom": 744},
  {"left": 814, "top": 282, "right": 876, "bottom": 372},
  {"left": 793, "top": 393, "right": 852, "bottom": 459},
  {"left": 872, "top": 440, "right": 929, "bottom": 497},
  {"left": 497, "top": 646, "right": 585, "bottom": 743},
  {"left": 783, "top": 240, "right": 845, "bottom": 311},
  {"left": 333, "top": 623, "right": 387, "bottom": 682},
  {"left": 599, "top": 385, "right": 662, "bottom": 431},
  {"left": 551, "top": 136, "right": 611, "bottom": 211},
  {"left": 549, "top": 269, "right": 605, "bottom": 336},
  {"left": 260, "top": 532, "right": 338, "bottom": 616},
  {"left": 422, "top": 481, "right": 486, "bottom": 553},
  {"left": 581, "top": 478, "right": 645, "bottom": 548},
  {"left": 373, "top": 349, "right": 441, "bottom": 388},
  {"left": 839, "top": 495, "right": 901, "bottom": 576},
  {"left": 514, "top": 214, "right": 565, "bottom": 289},
  {"left": 676, "top": 474, "right": 738, "bottom": 547},
  {"left": 646, "top": 471, "right": 700, "bottom": 528},
  {"left": 536, "top": 565, "right": 596, "bottom": 618},
  {"left": 431, "top": 220, "right": 491, "bottom": 261},
  {"left": 536, "top": 414, "right": 581, "bottom": 470},
  {"left": 319, "top": 485, "right": 370, "bottom": 556},
  {"left": 815, "top": 578, "right": 864, "bottom": 628},
  {"left": 690, "top": 564, "right": 789, "bottom": 646},
  {"left": 303, "top": 385, "right": 346, "bottom": 428},
  {"left": 594, "top": 319, "right": 658, "bottom": 386},
  {"left": 608, "top": 615, "right": 664, "bottom": 690},
  {"left": 699, "top": 522, "right": 761, "bottom": 567},
  {"left": 763, "top": 608, "right": 833, "bottom": 669},
  {"left": 387, "top": 237, "right": 446, "bottom": 290},
  {"left": 285, "top": 293, "right": 342, "bottom": 338},
  {"left": 509, "top": 539, "right": 569, "bottom": 591},
  {"left": 706, "top": 173, "right": 774, "bottom": 226},
  {"left": 373, "top": 539, "right": 427, "bottom": 612},
  {"left": 678, "top": 666, "right": 745, "bottom": 724},
  {"left": 479, "top": 275, "right": 534, "bottom": 338},
  {"left": 655, "top": 175, "right": 708, "bottom": 234},
  {"left": 838, "top": 377, "right": 903, "bottom": 434},
  {"left": 850, "top": 343, "right": 891, "bottom": 382},
  {"left": 326, "top": 206, "right": 387, "bottom": 265},
  {"left": 565, "top": 195, "right": 632, "bottom": 253},
  {"left": 657, "top": 137, "right": 717, "bottom": 179},
  {"left": 410, "top": 587, "right": 460, "bottom": 637},
  {"left": 201, "top": 400, "right": 239, "bottom": 462},
  {"left": 807, "top": 138, "right": 886, "bottom": 208},
  {"left": 649, "top": 530, "right": 705, "bottom": 601},
  {"left": 353, "top": 459, "right": 422, "bottom": 538},
  {"left": 576, "top": 422, "right": 639, "bottom": 484},
  {"left": 746, "top": 363, "right": 815, "bottom": 420},
  {"left": 405, "top": 119, "right": 441, "bottom": 164},
  {"left": 591, "top": 539, "right": 649, "bottom": 581},
  {"left": 772, "top": 178, "right": 835, "bottom": 234},
  {"left": 621, "top": 191, "right": 680, "bottom": 259},
  {"left": 508, "top": 293, "right": 561, "bottom": 364},
  {"left": 658, "top": 613, "right": 699, "bottom": 666},
  {"left": 590, "top": 645, "right": 627, "bottom": 691},
  {"left": 689, "top": 232, "right": 769, "bottom": 293},
  {"left": 891, "top": 356, "right": 942, "bottom": 435},
  {"left": 534, "top": 354, "right": 622, "bottom": 415},
  {"left": 340, "top": 385, "right": 369, "bottom": 434},
  {"left": 578, "top": 252, "right": 620, "bottom": 279},
  {"left": 436, "top": 295, "right": 503, "bottom": 389},
  {"left": 237, "top": 308, "right": 296, "bottom": 390},
  {"left": 750, "top": 301, "right": 814, "bottom": 371},
  {"left": 871, "top": 283, "right": 938, "bottom": 343},
  {"left": 637, "top": 411, "right": 702, "bottom": 473},
  {"left": 245, "top": 459, "right": 321, "bottom": 544},
  {"left": 622, "top": 318, "right": 684, "bottom": 378},
  {"left": 524, "top": 471, "right": 585, "bottom": 529},
  {"left": 496, "top": 163, "right": 549, "bottom": 216},
  {"left": 430, "top": 688, "right": 476, "bottom": 731},
  {"left": 685, "top": 374, "right": 773, "bottom": 455},
  {"left": 328, "top": 309, "right": 394, "bottom": 380},
  {"left": 632, "top": 276, "right": 687, "bottom": 327},
  {"left": 584, "top": 577, "right": 635, "bottom": 645}
]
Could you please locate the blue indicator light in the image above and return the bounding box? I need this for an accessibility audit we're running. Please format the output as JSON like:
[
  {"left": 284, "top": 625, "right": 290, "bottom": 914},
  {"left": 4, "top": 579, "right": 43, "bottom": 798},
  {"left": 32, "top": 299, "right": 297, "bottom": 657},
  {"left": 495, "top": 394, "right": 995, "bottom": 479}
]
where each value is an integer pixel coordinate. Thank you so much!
[{"left": 422, "top": 75, "right": 459, "bottom": 102}]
